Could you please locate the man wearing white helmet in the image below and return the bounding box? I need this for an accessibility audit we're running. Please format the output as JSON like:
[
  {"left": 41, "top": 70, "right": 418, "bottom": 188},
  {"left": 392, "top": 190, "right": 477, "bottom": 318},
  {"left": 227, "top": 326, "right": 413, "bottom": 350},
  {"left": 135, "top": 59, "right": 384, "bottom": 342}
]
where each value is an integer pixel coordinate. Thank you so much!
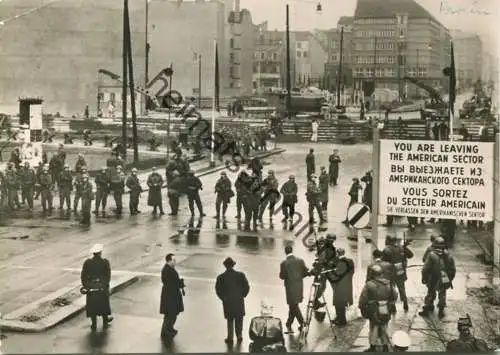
[{"left": 392, "top": 330, "right": 410, "bottom": 351}]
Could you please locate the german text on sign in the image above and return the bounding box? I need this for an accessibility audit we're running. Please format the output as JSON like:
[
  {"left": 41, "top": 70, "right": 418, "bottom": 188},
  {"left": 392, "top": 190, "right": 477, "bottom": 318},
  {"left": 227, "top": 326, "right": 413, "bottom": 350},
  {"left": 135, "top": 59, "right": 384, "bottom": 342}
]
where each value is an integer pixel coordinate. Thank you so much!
[{"left": 379, "top": 139, "right": 494, "bottom": 221}]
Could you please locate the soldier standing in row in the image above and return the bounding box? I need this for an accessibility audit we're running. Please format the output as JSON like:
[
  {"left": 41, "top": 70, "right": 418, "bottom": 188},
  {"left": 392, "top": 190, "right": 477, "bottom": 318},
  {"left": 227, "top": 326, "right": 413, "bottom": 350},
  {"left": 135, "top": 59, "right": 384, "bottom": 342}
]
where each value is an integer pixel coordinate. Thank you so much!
[
  {"left": 366, "top": 249, "right": 395, "bottom": 283},
  {"left": 126, "top": 168, "right": 142, "bottom": 215},
  {"left": 34, "top": 161, "right": 44, "bottom": 200},
  {"left": 258, "top": 170, "right": 279, "bottom": 222},
  {"left": 185, "top": 170, "right": 204, "bottom": 217},
  {"left": 110, "top": 166, "right": 125, "bottom": 216},
  {"left": 382, "top": 236, "right": 413, "bottom": 312},
  {"left": 58, "top": 165, "right": 73, "bottom": 211},
  {"left": 280, "top": 175, "right": 297, "bottom": 222},
  {"left": 244, "top": 172, "right": 261, "bottom": 232},
  {"left": 0, "top": 170, "right": 6, "bottom": 210},
  {"left": 80, "top": 174, "right": 94, "bottom": 226},
  {"left": 94, "top": 167, "right": 109, "bottom": 216},
  {"left": 75, "top": 153, "right": 87, "bottom": 174},
  {"left": 80, "top": 243, "right": 113, "bottom": 331},
  {"left": 419, "top": 237, "right": 456, "bottom": 318},
  {"left": 147, "top": 167, "right": 164, "bottom": 215},
  {"left": 20, "top": 161, "right": 36, "bottom": 211},
  {"left": 234, "top": 170, "right": 248, "bottom": 219},
  {"left": 318, "top": 167, "right": 329, "bottom": 213},
  {"left": 305, "top": 149, "right": 315, "bottom": 180},
  {"left": 306, "top": 174, "right": 324, "bottom": 224},
  {"left": 5, "top": 163, "right": 20, "bottom": 210},
  {"left": 328, "top": 149, "right": 341, "bottom": 186},
  {"left": 359, "top": 264, "right": 398, "bottom": 352},
  {"left": 214, "top": 172, "right": 233, "bottom": 221},
  {"left": 73, "top": 167, "right": 87, "bottom": 213},
  {"left": 39, "top": 165, "right": 53, "bottom": 213}
]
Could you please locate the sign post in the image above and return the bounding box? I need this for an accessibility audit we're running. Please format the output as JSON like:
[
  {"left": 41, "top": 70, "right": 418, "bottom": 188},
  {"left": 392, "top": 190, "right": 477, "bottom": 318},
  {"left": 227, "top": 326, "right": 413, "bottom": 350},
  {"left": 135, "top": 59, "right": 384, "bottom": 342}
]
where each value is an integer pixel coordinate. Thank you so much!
[{"left": 371, "top": 123, "right": 382, "bottom": 250}]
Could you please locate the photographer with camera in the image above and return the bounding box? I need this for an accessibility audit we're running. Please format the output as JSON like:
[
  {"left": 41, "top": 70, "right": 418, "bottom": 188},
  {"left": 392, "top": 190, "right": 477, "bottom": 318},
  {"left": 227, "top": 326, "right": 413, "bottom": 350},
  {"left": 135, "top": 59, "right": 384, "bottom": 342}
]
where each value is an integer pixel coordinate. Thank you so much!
[
  {"left": 160, "top": 253, "right": 186, "bottom": 340},
  {"left": 311, "top": 234, "right": 337, "bottom": 310},
  {"left": 446, "top": 314, "right": 490, "bottom": 352},
  {"left": 382, "top": 235, "right": 413, "bottom": 312}
]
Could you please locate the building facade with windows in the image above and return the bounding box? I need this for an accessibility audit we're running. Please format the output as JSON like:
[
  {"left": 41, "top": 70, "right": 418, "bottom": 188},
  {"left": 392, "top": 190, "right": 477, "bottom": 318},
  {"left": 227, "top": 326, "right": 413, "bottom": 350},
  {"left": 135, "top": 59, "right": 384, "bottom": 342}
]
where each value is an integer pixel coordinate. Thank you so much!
[
  {"left": 252, "top": 24, "right": 284, "bottom": 92},
  {"left": 351, "top": 0, "right": 451, "bottom": 101},
  {"left": 451, "top": 30, "right": 483, "bottom": 90}
]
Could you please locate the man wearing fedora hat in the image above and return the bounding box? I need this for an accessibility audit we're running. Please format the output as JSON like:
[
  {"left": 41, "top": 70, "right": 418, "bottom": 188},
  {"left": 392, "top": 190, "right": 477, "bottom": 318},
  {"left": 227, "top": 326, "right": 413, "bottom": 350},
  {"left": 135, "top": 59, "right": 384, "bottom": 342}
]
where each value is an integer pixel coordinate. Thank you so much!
[
  {"left": 215, "top": 257, "right": 250, "bottom": 345},
  {"left": 80, "top": 244, "right": 113, "bottom": 331}
]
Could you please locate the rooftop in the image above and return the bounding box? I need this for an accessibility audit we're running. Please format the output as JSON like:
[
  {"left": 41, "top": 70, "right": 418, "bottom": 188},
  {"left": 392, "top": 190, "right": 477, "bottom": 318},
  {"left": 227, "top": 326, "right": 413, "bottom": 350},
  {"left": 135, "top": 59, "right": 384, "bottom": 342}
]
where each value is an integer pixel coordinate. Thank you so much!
[{"left": 354, "top": 0, "right": 439, "bottom": 22}]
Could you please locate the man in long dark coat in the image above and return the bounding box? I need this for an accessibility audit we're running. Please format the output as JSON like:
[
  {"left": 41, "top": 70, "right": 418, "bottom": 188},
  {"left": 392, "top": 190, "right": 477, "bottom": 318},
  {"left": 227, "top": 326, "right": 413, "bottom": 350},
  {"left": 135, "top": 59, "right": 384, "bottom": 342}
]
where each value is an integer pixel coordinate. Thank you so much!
[
  {"left": 279, "top": 245, "right": 308, "bottom": 333},
  {"left": 318, "top": 167, "right": 329, "bottom": 212},
  {"left": 80, "top": 243, "right": 113, "bottom": 331},
  {"left": 329, "top": 248, "right": 354, "bottom": 326},
  {"left": 160, "top": 253, "right": 185, "bottom": 339},
  {"left": 147, "top": 167, "right": 164, "bottom": 215},
  {"left": 215, "top": 257, "right": 250, "bottom": 345},
  {"left": 305, "top": 149, "right": 315, "bottom": 180},
  {"left": 328, "top": 149, "right": 341, "bottom": 186}
]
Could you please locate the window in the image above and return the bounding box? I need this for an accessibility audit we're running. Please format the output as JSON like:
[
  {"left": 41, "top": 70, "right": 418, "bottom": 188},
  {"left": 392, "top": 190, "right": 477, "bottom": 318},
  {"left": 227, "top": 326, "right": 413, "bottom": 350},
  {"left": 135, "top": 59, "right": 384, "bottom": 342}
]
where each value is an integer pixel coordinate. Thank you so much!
[
  {"left": 110, "top": 93, "right": 116, "bottom": 103},
  {"left": 408, "top": 68, "right": 417, "bottom": 77},
  {"left": 366, "top": 68, "right": 374, "bottom": 77},
  {"left": 354, "top": 68, "right": 363, "bottom": 77},
  {"left": 230, "top": 38, "right": 234, "bottom": 48},
  {"left": 387, "top": 56, "right": 395, "bottom": 64},
  {"left": 297, "top": 51, "right": 301, "bottom": 58},
  {"left": 261, "top": 52, "right": 265, "bottom": 60},
  {"left": 272, "top": 52, "right": 277, "bottom": 60},
  {"left": 297, "top": 42, "right": 302, "bottom": 49},
  {"left": 331, "top": 40, "right": 338, "bottom": 48},
  {"left": 375, "top": 68, "right": 384, "bottom": 77},
  {"left": 332, "top": 54, "right": 338, "bottom": 61},
  {"left": 418, "top": 68, "right": 427, "bottom": 77},
  {"left": 230, "top": 53, "right": 235, "bottom": 62},
  {"left": 385, "top": 68, "right": 395, "bottom": 77},
  {"left": 303, "top": 51, "right": 308, "bottom": 58}
]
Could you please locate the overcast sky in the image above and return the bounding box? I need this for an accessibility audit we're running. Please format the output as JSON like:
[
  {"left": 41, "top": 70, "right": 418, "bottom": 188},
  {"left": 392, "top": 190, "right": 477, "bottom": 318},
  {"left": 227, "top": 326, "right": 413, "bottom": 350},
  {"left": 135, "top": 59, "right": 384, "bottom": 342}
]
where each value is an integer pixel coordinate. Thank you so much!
[{"left": 240, "top": 0, "right": 498, "bottom": 48}]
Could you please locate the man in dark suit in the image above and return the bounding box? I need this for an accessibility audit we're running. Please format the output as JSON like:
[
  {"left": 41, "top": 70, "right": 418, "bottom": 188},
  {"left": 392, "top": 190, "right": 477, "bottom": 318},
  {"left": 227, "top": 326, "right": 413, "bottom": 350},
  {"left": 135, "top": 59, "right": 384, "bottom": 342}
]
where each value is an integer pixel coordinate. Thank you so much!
[
  {"left": 160, "top": 253, "right": 185, "bottom": 340},
  {"left": 215, "top": 257, "right": 250, "bottom": 345},
  {"left": 279, "top": 245, "right": 309, "bottom": 333},
  {"left": 329, "top": 248, "right": 354, "bottom": 326}
]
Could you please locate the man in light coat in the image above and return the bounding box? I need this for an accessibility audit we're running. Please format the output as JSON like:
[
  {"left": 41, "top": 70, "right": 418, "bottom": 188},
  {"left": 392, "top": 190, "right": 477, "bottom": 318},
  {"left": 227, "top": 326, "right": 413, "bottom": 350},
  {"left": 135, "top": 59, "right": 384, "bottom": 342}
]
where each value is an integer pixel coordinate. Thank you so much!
[
  {"left": 215, "top": 257, "right": 250, "bottom": 345},
  {"left": 279, "top": 245, "right": 309, "bottom": 333}
]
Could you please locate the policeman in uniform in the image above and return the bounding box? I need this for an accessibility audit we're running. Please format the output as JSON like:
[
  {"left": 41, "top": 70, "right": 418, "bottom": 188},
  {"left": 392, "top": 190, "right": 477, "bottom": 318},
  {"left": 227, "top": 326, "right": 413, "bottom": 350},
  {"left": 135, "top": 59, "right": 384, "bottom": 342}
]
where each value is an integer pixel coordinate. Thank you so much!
[
  {"left": 73, "top": 167, "right": 87, "bottom": 213},
  {"left": 306, "top": 174, "right": 325, "bottom": 224},
  {"left": 382, "top": 235, "right": 414, "bottom": 312},
  {"left": 214, "top": 171, "right": 233, "bottom": 220},
  {"left": 58, "top": 164, "right": 73, "bottom": 211},
  {"left": 258, "top": 170, "right": 279, "bottom": 222},
  {"left": 305, "top": 148, "right": 315, "bottom": 180},
  {"left": 5, "top": 162, "right": 20, "bottom": 210},
  {"left": 39, "top": 165, "right": 53, "bottom": 213},
  {"left": 419, "top": 237, "right": 456, "bottom": 318},
  {"left": 328, "top": 149, "right": 341, "bottom": 186},
  {"left": 80, "top": 174, "right": 93, "bottom": 226},
  {"left": 94, "top": 167, "right": 110, "bottom": 216},
  {"left": 185, "top": 170, "right": 204, "bottom": 217},
  {"left": 20, "top": 161, "right": 36, "bottom": 211},
  {"left": 80, "top": 244, "right": 113, "bottom": 331},
  {"left": 147, "top": 167, "right": 164, "bottom": 215},
  {"left": 280, "top": 175, "right": 297, "bottom": 222},
  {"left": 126, "top": 168, "right": 142, "bottom": 215},
  {"left": 446, "top": 314, "right": 490, "bottom": 352},
  {"left": 110, "top": 165, "right": 125, "bottom": 215},
  {"left": 358, "top": 264, "right": 398, "bottom": 352}
]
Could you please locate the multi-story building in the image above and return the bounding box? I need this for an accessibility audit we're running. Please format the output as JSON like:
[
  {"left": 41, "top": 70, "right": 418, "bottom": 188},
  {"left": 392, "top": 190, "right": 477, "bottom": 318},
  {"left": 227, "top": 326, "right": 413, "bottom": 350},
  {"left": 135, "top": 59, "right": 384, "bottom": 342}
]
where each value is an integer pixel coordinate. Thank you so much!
[
  {"left": 451, "top": 30, "right": 483, "bottom": 90},
  {"left": 226, "top": 0, "right": 255, "bottom": 95},
  {"left": 0, "top": 0, "right": 146, "bottom": 115},
  {"left": 253, "top": 23, "right": 284, "bottom": 92},
  {"left": 351, "top": 0, "right": 451, "bottom": 101},
  {"left": 317, "top": 17, "right": 354, "bottom": 91},
  {"left": 292, "top": 31, "right": 325, "bottom": 87}
]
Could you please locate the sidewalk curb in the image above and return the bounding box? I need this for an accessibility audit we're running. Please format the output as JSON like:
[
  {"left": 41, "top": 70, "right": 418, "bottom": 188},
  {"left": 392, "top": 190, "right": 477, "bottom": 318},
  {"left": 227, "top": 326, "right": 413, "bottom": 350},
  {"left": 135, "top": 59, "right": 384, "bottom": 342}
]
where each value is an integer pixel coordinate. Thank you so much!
[{"left": 0, "top": 274, "right": 138, "bottom": 333}]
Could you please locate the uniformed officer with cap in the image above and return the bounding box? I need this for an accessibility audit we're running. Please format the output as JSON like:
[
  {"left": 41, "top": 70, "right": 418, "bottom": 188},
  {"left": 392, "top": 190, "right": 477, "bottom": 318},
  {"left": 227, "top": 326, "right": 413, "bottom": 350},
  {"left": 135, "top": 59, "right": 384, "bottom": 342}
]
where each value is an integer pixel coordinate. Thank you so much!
[
  {"left": 126, "top": 168, "right": 143, "bottom": 215},
  {"left": 80, "top": 174, "right": 94, "bottom": 226},
  {"left": 80, "top": 243, "right": 113, "bottom": 331},
  {"left": 392, "top": 330, "right": 411, "bottom": 351}
]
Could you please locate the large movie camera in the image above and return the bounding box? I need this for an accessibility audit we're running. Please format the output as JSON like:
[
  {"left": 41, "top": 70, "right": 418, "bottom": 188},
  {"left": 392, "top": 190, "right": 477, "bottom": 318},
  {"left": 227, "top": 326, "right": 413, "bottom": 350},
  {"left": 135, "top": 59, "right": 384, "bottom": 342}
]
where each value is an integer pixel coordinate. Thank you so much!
[{"left": 309, "top": 235, "right": 337, "bottom": 278}]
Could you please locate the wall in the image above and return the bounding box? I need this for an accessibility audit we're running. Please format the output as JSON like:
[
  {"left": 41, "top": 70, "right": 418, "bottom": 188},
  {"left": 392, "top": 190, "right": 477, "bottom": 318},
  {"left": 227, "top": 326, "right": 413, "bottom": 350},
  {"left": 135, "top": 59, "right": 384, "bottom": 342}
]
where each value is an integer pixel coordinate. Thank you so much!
[
  {"left": 148, "top": 0, "right": 226, "bottom": 100},
  {"left": 0, "top": 0, "right": 146, "bottom": 116}
]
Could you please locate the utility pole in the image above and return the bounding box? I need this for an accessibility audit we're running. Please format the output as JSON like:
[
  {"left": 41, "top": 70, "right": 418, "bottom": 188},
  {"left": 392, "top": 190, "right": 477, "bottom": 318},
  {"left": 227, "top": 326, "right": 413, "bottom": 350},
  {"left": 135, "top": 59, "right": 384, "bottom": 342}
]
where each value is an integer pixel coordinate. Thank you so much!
[
  {"left": 167, "top": 63, "right": 173, "bottom": 159},
  {"left": 121, "top": 0, "right": 128, "bottom": 158},
  {"left": 198, "top": 54, "right": 202, "bottom": 108},
  {"left": 285, "top": 4, "right": 292, "bottom": 119},
  {"left": 145, "top": 0, "right": 150, "bottom": 115},
  {"left": 336, "top": 26, "right": 344, "bottom": 108},
  {"left": 125, "top": 0, "right": 139, "bottom": 163}
]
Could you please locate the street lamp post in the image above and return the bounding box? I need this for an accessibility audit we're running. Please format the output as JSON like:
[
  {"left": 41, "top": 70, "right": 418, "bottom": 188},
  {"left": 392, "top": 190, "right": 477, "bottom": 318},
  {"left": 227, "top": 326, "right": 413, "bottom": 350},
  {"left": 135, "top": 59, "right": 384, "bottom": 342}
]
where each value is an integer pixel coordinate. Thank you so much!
[
  {"left": 145, "top": 0, "right": 150, "bottom": 116},
  {"left": 285, "top": 4, "right": 291, "bottom": 119}
]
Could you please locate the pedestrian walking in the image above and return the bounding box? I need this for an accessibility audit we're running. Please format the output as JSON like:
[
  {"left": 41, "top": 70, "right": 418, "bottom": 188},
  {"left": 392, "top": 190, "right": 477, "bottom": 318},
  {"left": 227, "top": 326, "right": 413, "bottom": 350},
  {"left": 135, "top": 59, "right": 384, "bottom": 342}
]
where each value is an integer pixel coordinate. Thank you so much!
[
  {"left": 279, "top": 245, "right": 308, "bottom": 333},
  {"left": 328, "top": 149, "right": 341, "bottom": 186},
  {"left": 280, "top": 175, "right": 297, "bottom": 222},
  {"left": 160, "top": 253, "right": 185, "bottom": 340},
  {"left": 215, "top": 257, "right": 250, "bottom": 345},
  {"left": 359, "top": 264, "right": 398, "bottom": 352},
  {"left": 80, "top": 244, "right": 113, "bottom": 331},
  {"left": 147, "top": 167, "right": 164, "bottom": 215},
  {"left": 185, "top": 170, "right": 205, "bottom": 217},
  {"left": 418, "top": 237, "right": 456, "bottom": 318},
  {"left": 214, "top": 172, "right": 234, "bottom": 220},
  {"left": 126, "top": 168, "right": 142, "bottom": 215},
  {"left": 305, "top": 149, "right": 315, "bottom": 180},
  {"left": 310, "top": 119, "right": 319, "bottom": 142},
  {"left": 58, "top": 165, "right": 73, "bottom": 211},
  {"left": 330, "top": 248, "right": 354, "bottom": 326}
]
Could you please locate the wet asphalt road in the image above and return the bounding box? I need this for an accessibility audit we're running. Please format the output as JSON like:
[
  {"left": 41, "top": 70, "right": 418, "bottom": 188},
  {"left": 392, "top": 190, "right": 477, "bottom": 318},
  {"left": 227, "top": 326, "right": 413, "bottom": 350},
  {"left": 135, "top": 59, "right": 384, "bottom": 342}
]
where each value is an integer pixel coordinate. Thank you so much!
[{"left": 0, "top": 141, "right": 493, "bottom": 353}]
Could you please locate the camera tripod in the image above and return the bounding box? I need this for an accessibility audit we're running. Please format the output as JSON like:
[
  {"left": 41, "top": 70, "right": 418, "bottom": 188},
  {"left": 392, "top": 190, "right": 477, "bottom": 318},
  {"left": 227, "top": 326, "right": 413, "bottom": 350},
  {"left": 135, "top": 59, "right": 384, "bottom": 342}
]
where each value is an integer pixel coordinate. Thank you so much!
[{"left": 298, "top": 272, "right": 338, "bottom": 350}]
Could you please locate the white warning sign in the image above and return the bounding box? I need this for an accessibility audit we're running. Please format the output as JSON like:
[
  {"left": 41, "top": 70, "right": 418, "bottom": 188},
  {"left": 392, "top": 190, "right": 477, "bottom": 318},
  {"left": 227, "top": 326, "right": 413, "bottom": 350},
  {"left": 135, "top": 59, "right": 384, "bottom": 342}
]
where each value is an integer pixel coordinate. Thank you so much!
[{"left": 379, "top": 140, "right": 494, "bottom": 221}]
